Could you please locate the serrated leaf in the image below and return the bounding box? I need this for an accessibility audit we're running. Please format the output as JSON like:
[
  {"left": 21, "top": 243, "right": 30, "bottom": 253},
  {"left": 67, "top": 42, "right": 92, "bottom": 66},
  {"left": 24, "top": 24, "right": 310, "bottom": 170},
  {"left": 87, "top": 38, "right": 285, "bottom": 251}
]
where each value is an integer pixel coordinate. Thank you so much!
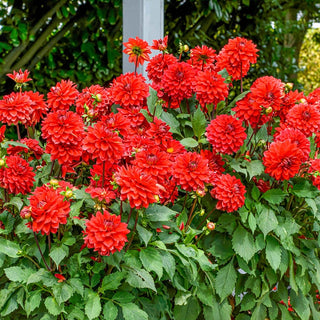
[
  {"left": 4, "top": 196, "right": 24, "bottom": 211},
  {"left": 2, "top": 141, "right": 29, "bottom": 149},
  {"left": 49, "top": 244, "right": 69, "bottom": 267},
  {"left": 306, "top": 198, "right": 317, "bottom": 216},
  {"left": 25, "top": 291, "right": 41, "bottom": 317},
  {"left": 136, "top": 224, "right": 152, "bottom": 247},
  {"left": 173, "top": 296, "right": 201, "bottom": 320},
  {"left": 192, "top": 107, "right": 207, "bottom": 138},
  {"left": 266, "top": 236, "right": 281, "bottom": 271},
  {"left": 257, "top": 206, "right": 278, "bottom": 237},
  {"left": 245, "top": 160, "right": 264, "bottom": 180},
  {"left": 290, "top": 289, "right": 310, "bottom": 320},
  {"left": 126, "top": 267, "right": 157, "bottom": 292},
  {"left": 139, "top": 247, "right": 163, "bottom": 279},
  {"left": 291, "top": 179, "right": 319, "bottom": 198},
  {"left": 4, "top": 266, "right": 33, "bottom": 282},
  {"left": 103, "top": 300, "right": 118, "bottom": 320},
  {"left": 248, "top": 213, "right": 256, "bottom": 233},
  {"left": 161, "top": 250, "right": 176, "bottom": 280},
  {"left": 161, "top": 112, "right": 182, "bottom": 136},
  {"left": 140, "top": 109, "right": 153, "bottom": 122},
  {"left": 44, "top": 297, "right": 63, "bottom": 316},
  {"left": 53, "top": 283, "right": 74, "bottom": 305},
  {"left": 215, "top": 259, "right": 237, "bottom": 300},
  {"left": 69, "top": 200, "right": 84, "bottom": 218},
  {"left": 262, "top": 189, "right": 286, "bottom": 205},
  {"left": 112, "top": 291, "right": 135, "bottom": 304},
  {"left": 122, "top": 303, "right": 148, "bottom": 320},
  {"left": 145, "top": 204, "right": 177, "bottom": 222},
  {"left": 232, "top": 226, "right": 257, "bottom": 262},
  {"left": 179, "top": 137, "right": 198, "bottom": 148},
  {"left": 85, "top": 291, "right": 101, "bottom": 320},
  {"left": 251, "top": 303, "right": 267, "bottom": 320},
  {"left": 100, "top": 272, "right": 125, "bottom": 292},
  {"left": 69, "top": 278, "right": 84, "bottom": 297}
]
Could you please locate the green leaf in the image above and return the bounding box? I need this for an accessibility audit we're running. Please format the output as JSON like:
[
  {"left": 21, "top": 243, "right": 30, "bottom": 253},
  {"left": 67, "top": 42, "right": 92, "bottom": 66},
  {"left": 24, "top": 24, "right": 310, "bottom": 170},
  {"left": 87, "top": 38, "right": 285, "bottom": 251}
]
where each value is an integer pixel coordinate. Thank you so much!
[
  {"left": 122, "top": 303, "right": 148, "bottom": 320},
  {"left": 2, "top": 141, "right": 29, "bottom": 149},
  {"left": 208, "top": 233, "right": 234, "bottom": 260},
  {"left": 140, "top": 109, "right": 153, "bottom": 122},
  {"left": 257, "top": 206, "right": 278, "bottom": 237},
  {"left": 173, "top": 296, "right": 201, "bottom": 320},
  {"left": 112, "top": 291, "right": 135, "bottom": 304},
  {"left": 85, "top": 291, "right": 101, "bottom": 320},
  {"left": 266, "top": 236, "right": 281, "bottom": 271},
  {"left": 161, "top": 250, "right": 176, "bottom": 280},
  {"left": 126, "top": 267, "right": 157, "bottom": 292},
  {"left": 25, "top": 291, "right": 41, "bottom": 317},
  {"left": 290, "top": 289, "right": 310, "bottom": 320},
  {"left": 291, "top": 179, "right": 319, "bottom": 198},
  {"left": 228, "top": 90, "right": 250, "bottom": 108},
  {"left": 4, "top": 196, "right": 24, "bottom": 211},
  {"left": 161, "top": 112, "right": 182, "bottom": 136},
  {"left": 232, "top": 226, "right": 257, "bottom": 262},
  {"left": 69, "top": 200, "right": 84, "bottom": 218},
  {"left": 215, "top": 259, "right": 237, "bottom": 300},
  {"left": 251, "top": 304, "right": 267, "bottom": 320},
  {"left": 0, "top": 238, "right": 20, "bottom": 257},
  {"left": 136, "top": 224, "right": 152, "bottom": 247},
  {"left": 245, "top": 160, "right": 264, "bottom": 179},
  {"left": 100, "top": 272, "right": 125, "bottom": 292},
  {"left": 305, "top": 198, "right": 317, "bottom": 216},
  {"left": 69, "top": 278, "right": 84, "bottom": 297},
  {"left": 44, "top": 297, "right": 63, "bottom": 316},
  {"left": 262, "top": 189, "right": 286, "bottom": 205},
  {"left": 49, "top": 244, "right": 69, "bottom": 267},
  {"left": 147, "top": 87, "right": 162, "bottom": 119},
  {"left": 179, "top": 137, "right": 198, "bottom": 148},
  {"left": 53, "top": 283, "right": 74, "bottom": 305},
  {"left": 4, "top": 266, "right": 33, "bottom": 282},
  {"left": 103, "top": 301, "right": 118, "bottom": 320},
  {"left": 248, "top": 213, "right": 257, "bottom": 233},
  {"left": 145, "top": 204, "right": 177, "bottom": 222},
  {"left": 139, "top": 247, "right": 163, "bottom": 279},
  {"left": 192, "top": 107, "right": 207, "bottom": 138}
]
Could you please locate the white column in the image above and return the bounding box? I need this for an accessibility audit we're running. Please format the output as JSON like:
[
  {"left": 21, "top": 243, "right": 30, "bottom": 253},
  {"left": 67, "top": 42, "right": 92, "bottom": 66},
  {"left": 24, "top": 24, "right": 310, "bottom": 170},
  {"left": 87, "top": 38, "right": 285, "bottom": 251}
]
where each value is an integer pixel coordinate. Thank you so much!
[{"left": 122, "top": 0, "right": 164, "bottom": 78}]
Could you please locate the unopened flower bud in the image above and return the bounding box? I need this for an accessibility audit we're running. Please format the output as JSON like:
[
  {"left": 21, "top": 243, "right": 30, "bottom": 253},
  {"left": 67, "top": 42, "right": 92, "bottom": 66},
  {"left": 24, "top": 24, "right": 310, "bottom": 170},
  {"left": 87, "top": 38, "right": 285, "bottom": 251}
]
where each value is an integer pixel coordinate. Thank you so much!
[
  {"left": 199, "top": 209, "right": 205, "bottom": 216},
  {"left": 179, "top": 222, "right": 185, "bottom": 231},
  {"left": 196, "top": 189, "right": 206, "bottom": 197},
  {"left": 95, "top": 93, "right": 102, "bottom": 102},
  {"left": 0, "top": 159, "right": 5, "bottom": 167},
  {"left": 20, "top": 206, "right": 32, "bottom": 219},
  {"left": 154, "top": 195, "right": 160, "bottom": 202},
  {"left": 162, "top": 225, "right": 170, "bottom": 230},
  {"left": 183, "top": 45, "right": 189, "bottom": 52},
  {"left": 64, "top": 189, "right": 73, "bottom": 199},
  {"left": 285, "top": 83, "right": 294, "bottom": 90},
  {"left": 50, "top": 179, "right": 59, "bottom": 186},
  {"left": 206, "top": 222, "right": 215, "bottom": 231},
  {"left": 265, "top": 106, "right": 273, "bottom": 114},
  {"left": 300, "top": 98, "right": 307, "bottom": 104}
]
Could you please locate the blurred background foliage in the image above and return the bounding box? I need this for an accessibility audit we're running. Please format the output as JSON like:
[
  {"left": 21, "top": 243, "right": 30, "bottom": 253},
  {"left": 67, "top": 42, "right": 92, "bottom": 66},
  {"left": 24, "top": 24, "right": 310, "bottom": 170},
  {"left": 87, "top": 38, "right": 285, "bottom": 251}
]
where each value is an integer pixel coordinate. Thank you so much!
[{"left": 0, "top": 0, "right": 319, "bottom": 95}]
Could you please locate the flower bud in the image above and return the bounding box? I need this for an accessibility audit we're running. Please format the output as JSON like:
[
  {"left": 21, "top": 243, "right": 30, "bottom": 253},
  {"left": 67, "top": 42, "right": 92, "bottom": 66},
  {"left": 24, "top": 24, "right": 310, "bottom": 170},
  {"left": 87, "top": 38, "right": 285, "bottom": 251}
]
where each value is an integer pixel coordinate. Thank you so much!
[
  {"left": 95, "top": 93, "right": 102, "bottom": 102},
  {"left": 206, "top": 222, "right": 215, "bottom": 231},
  {"left": 285, "top": 83, "right": 294, "bottom": 90},
  {"left": 183, "top": 44, "right": 189, "bottom": 52},
  {"left": 64, "top": 189, "right": 73, "bottom": 199},
  {"left": 20, "top": 206, "right": 32, "bottom": 219},
  {"left": 0, "top": 158, "right": 5, "bottom": 167},
  {"left": 179, "top": 222, "right": 185, "bottom": 231},
  {"left": 265, "top": 106, "right": 273, "bottom": 114}
]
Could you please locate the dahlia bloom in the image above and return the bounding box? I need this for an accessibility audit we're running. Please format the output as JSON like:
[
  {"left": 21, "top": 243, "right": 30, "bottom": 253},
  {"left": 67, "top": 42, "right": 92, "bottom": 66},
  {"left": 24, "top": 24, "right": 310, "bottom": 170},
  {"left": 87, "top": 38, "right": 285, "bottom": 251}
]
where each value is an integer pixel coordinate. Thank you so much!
[
  {"left": 0, "top": 126, "right": 5, "bottom": 143},
  {"left": 278, "top": 90, "right": 305, "bottom": 121},
  {"left": 145, "top": 117, "right": 173, "bottom": 144},
  {"left": 172, "top": 152, "right": 210, "bottom": 192},
  {"left": 161, "top": 62, "right": 196, "bottom": 103},
  {"left": 116, "top": 165, "right": 159, "bottom": 209},
  {"left": 151, "top": 35, "right": 168, "bottom": 51},
  {"left": 24, "top": 91, "right": 48, "bottom": 126},
  {"left": 146, "top": 53, "right": 177, "bottom": 85},
  {"left": 285, "top": 103, "right": 320, "bottom": 137},
  {"left": 83, "top": 121, "right": 124, "bottom": 163},
  {"left": 7, "top": 138, "right": 44, "bottom": 160},
  {"left": 85, "top": 186, "right": 116, "bottom": 203},
  {"left": 0, "top": 156, "right": 35, "bottom": 195},
  {"left": 83, "top": 210, "right": 130, "bottom": 256},
  {"left": 250, "top": 76, "right": 285, "bottom": 112},
  {"left": 123, "top": 36, "right": 151, "bottom": 66},
  {"left": 110, "top": 73, "right": 149, "bottom": 109},
  {"left": 7, "top": 69, "right": 32, "bottom": 83},
  {"left": 27, "top": 185, "right": 70, "bottom": 235},
  {"left": 216, "top": 37, "right": 258, "bottom": 80},
  {"left": 206, "top": 115, "right": 247, "bottom": 154},
  {"left": 47, "top": 80, "right": 79, "bottom": 111},
  {"left": 0, "top": 92, "right": 32, "bottom": 126},
  {"left": 189, "top": 45, "right": 217, "bottom": 70},
  {"left": 210, "top": 174, "right": 246, "bottom": 212},
  {"left": 193, "top": 70, "right": 229, "bottom": 109},
  {"left": 263, "top": 141, "right": 304, "bottom": 180},
  {"left": 274, "top": 128, "right": 310, "bottom": 162},
  {"left": 200, "top": 150, "right": 225, "bottom": 182}
]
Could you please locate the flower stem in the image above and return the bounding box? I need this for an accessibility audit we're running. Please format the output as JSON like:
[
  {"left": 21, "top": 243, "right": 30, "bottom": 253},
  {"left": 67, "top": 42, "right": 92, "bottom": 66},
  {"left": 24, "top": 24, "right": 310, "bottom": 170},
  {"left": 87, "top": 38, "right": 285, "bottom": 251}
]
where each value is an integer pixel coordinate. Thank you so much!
[
  {"left": 102, "top": 161, "right": 106, "bottom": 189},
  {"left": 126, "top": 207, "right": 133, "bottom": 224},
  {"left": 16, "top": 124, "right": 21, "bottom": 140},
  {"left": 185, "top": 197, "right": 197, "bottom": 231},
  {"left": 48, "top": 234, "right": 53, "bottom": 270},
  {"left": 126, "top": 210, "right": 139, "bottom": 252},
  {"left": 33, "top": 231, "right": 51, "bottom": 271}
]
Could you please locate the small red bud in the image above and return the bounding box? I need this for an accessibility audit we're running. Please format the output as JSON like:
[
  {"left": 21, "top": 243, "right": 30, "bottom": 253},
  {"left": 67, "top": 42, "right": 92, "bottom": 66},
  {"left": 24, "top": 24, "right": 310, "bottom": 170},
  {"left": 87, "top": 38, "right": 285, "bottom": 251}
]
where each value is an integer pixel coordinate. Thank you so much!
[
  {"left": 162, "top": 225, "right": 170, "bottom": 230},
  {"left": 206, "top": 222, "right": 215, "bottom": 231},
  {"left": 156, "top": 228, "right": 162, "bottom": 233},
  {"left": 179, "top": 222, "right": 185, "bottom": 231}
]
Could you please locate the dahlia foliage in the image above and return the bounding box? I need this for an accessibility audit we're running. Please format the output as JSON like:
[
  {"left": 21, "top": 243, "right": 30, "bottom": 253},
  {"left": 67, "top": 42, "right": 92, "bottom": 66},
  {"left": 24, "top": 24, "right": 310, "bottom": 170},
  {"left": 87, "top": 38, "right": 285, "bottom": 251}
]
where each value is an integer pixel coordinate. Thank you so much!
[{"left": 1, "top": 36, "right": 320, "bottom": 320}]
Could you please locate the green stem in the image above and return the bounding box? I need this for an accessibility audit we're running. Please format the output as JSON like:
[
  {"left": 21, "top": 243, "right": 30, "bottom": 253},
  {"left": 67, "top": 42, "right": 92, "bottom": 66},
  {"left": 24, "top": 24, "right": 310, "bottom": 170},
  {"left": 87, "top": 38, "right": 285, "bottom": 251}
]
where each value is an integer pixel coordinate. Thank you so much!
[
  {"left": 185, "top": 197, "right": 198, "bottom": 230},
  {"left": 33, "top": 231, "right": 51, "bottom": 271},
  {"left": 126, "top": 210, "right": 139, "bottom": 252}
]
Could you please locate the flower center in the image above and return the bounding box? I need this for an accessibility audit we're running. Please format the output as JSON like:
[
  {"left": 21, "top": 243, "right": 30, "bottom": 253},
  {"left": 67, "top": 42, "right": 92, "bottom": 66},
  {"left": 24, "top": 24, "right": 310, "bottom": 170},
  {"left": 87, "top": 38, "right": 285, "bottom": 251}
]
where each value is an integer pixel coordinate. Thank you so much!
[
  {"left": 175, "top": 70, "right": 184, "bottom": 80},
  {"left": 103, "top": 219, "right": 114, "bottom": 231},
  {"left": 146, "top": 153, "right": 158, "bottom": 165},
  {"left": 281, "top": 157, "right": 292, "bottom": 168},
  {"left": 302, "top": 111, "right": 311, "bottom": 121},
  {"left": 188, "top": 160, "right": 198, "bottom": 171},
  {"left": 132, "top": 46, "right": 142, "bottom": 56},
  {"left": 226, "top": 124, "right": 234, "bottom": 132}
]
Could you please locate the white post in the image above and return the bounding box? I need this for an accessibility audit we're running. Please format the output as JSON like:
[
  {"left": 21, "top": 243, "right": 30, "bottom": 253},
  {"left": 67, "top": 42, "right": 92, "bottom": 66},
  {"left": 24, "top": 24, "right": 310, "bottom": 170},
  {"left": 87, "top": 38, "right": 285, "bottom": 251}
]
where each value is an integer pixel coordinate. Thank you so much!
[{"left": 122, "top": 0, "right": 164, "bottom": 78}]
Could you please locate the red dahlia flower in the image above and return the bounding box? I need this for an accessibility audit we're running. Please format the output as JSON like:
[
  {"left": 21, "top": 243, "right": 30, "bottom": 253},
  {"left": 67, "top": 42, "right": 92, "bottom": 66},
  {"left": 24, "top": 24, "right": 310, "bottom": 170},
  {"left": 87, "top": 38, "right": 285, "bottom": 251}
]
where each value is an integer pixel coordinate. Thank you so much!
[
  {"left": 83, "top": 121, "right": 124, "bottom": 163},
  {"left": 7, "top": 138, "right": 44, "bottom": 160},
  {"left": 110, "top": 73, "right": 149, "bottom": 109},
  {"left": 83, "top": 210, "right": 130, "bottom": 256},
  {"left": 216, "top": 37, "right": 258, "bottom": 80},
  {"left": 85, "top": 186, "right": 116, "bottom": 203},
  {"left": 24, "top": 91, "right": 48, "bottom": 126},
  {"left": 27, "top": 185, "right": 70, "bottom": 235},
  {"left": 173, "top": 152, "right": 210, "bottom": 192},
  {"left": 0, "top": 92, "right": 32, "bottom": 126},
  {"left": 0, "top": 126, "right": 5, "bottom": 143},
  {"left": 47, "top": 80, "right": 79, "bottom": 111},
  {"left": 308, "top": 159, "right": 320, "bottom": 190},
  {"left": 189, "top": 45, "right": 217, "bottom": 70},
  {"left": 210, "top": 174, "right": 246, "bottom": 212},
  {"left": 116, "top": 165, "right": 159, "bottom": 209},
  {"left": 123, "top": 36, "right": 151, "bottom": 66},
  {"left": 7, "top": 69, "right": 32, "bottom": 83},
  {"left": 274, "top": 128, "right": 310, "bottom": 162},
  {"left": 161, "top": 62, "right": 196, "bottom": 103},
  {"left": 145, "top": 117, "right": 173, "bottom": 144},
  {"left": 278, "top": 90, "right": 305, "bottom": 121},
  {"left": 285, "top": 103, "right": 320, "bottom": 137},
  {"left": 193, "top": 70, "right": 229, "bottom": 109},
  {"left": 146, "top": 53, "right": 177, "bottom": 85},
  {"left": 0, "top": 156, "right": 35, "bottom": 195},
  {"left": 250, "top": 76, "right": 285, "bottom": 112},
  {"left": 151, "top": 35, "right": 168, "bottom": 51},
  {"left": 263, "top": 140, "right": 304, "bottom": 180},
  {"left": 200, "top": 150, "right": 225, "bottom": 182},
  {"left": 206, "top": 115, "right": 247, "bottom": 154},
  {"left": 307, "top": 87, "right": 320, "bottom": 104}
]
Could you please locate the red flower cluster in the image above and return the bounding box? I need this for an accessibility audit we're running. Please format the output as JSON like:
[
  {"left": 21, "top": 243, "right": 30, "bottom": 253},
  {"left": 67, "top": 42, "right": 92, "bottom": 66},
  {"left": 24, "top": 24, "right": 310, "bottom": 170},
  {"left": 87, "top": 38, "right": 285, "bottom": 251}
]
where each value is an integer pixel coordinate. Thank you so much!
[
  {"left": 27, "top": 184, "right": 70, "bottom": 235},
  {"left": 0, "top": 156, "right": 35, "bottom": 195},
  {"left": 206, "top": 115, "right": 247, "bottom": 154},
  {"left": 83, "top": 210, "right": 130, "bottom": 256},
  {"left": 210, "top": 174, "right": 246, "bottom": 212}
]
